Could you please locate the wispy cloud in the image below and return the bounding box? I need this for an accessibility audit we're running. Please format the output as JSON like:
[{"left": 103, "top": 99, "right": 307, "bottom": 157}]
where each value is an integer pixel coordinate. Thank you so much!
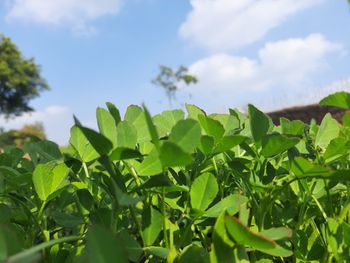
[
  {"left": 5, "top": 0, "right": 122, "bottom": 35},
  {"left": 184, "top": 34, "right": 342, "bottom": 111},
  {"left": 180, "top": 0, "right": 322, "bottom": 51}
]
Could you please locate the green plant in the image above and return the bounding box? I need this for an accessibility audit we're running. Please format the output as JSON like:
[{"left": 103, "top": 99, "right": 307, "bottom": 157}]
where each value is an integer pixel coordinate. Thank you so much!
[
  {"left": 0, "top": 34, "right": 49, "bottom": 117},
  {"left": 152, "top": 65, "right": 197, "bottom": 108},
  {"left": 1, "top": 92, "right": 350, "bottom": 262}
]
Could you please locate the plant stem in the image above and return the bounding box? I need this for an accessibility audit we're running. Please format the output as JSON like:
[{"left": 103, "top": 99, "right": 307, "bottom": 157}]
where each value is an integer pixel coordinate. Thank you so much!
[{"left": 5, "top": 236, "right": 81, "bottom": 263}]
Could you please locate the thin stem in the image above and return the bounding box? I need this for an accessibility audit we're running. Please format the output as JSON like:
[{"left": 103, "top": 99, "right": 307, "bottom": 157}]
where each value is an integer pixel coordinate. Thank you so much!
[
  {"left": 161, "top": 187, "right": 169, "bottom": 248},
  {"left": 5, "top": 236, "right": 81, "bottom": 263}
]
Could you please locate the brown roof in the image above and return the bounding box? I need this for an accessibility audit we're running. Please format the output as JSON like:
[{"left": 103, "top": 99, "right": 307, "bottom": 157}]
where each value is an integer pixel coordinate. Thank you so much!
[{"left": 267, "top": 104, "right": 349, "bottom": 125}]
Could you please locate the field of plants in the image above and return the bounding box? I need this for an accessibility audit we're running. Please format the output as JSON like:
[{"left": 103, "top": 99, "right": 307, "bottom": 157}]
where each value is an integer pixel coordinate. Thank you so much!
[{"left": 1, "top": 91, "right": 350, "bottom": 262}]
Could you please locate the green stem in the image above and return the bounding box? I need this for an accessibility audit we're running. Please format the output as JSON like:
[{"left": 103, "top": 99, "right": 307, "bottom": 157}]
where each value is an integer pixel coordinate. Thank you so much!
[
  {"left": 161, "top": 187, "right": 169, "bottom": 248},
  {"left": 5, "top": 236, "right": 81, "bottom": 263}
]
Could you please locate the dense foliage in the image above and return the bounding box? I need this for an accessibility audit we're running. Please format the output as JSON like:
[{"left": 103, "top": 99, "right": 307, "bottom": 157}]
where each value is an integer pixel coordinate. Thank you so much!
[
  {"left": 0, "top": 34, "right": 49, "bottom": 117},
  {"left": 1, "top": 92, "right": 350, "bottom": 263},
  {"left": 0, "top": 123, "right": 46, "bottom": 148}
]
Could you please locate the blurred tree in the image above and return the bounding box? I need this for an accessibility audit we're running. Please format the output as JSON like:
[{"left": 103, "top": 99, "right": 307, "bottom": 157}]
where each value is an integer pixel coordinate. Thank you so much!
[
  {"left": 152, "top": 65, "right": 197, "bottom": 108},
  {"left": 0, "top": 34, "right": 49, "bottom": 117},
  {"left": 0, "top": 122, "right": 46, "bottom": 148}
]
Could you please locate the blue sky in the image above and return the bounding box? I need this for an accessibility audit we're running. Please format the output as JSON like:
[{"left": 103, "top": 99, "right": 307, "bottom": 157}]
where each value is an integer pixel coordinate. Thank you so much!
[{"left": 0, "top": 0, "right": 349, "bottom": 145}]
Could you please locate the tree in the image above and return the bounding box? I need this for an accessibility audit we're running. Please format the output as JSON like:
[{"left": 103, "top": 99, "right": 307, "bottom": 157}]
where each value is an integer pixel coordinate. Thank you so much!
[
  {"left": 152, "top": 65, "right": 197, "bottom": 108},
  {"left": 0, "top": 34, "right": 49, "bottom": 117},
  {"left": 0, "top": 122, "right": 46, "bottom": 148}
]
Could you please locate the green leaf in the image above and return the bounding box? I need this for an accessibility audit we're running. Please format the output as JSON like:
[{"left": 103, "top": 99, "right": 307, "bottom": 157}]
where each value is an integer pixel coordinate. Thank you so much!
[
  {"left": 116, "top": 230, "right": 143, "bottom": 262},
  {"left": 143, "top": 247, "right": 169, "bottom": 259},
  {"left": 137, "top": 149, "right": 163, "bottom": 176},
  {"left": 153, "top": 109, "right": 185, "bottom": 137},
  {"left": 260, "top": 227, "right": 292, "bottom": 241},
  {"left": 79, "top": 126, "right": 113, "bottom": 156},
  {"left": 106, "top": 102, "right": 121, "bottom": 126},
  {"left": 124, "top": 105, "right": 151, "bottom": 143},
  {"left": 160, "top": 141, "right": 193, "bottom": 167},
  {"left": 198, "top": 115, "right": 225, "bottom": 142},
  {"left": 96, "top": 107, "right": 118, "bottom": 147},
  {"left": 210, "top": 211, "right": 235, "bottom": 263},
  {"left": 213, "top": 135, "right": 246, "bottom": 153},
  {"left": 143, "top": 105, "right": 161, "bottom": 152},
  {"left": 280, "top": 118, "right": 305, "bottom": 136},
  {"left": 209, "top": 113, "right": 240, "bottom": 135},
  {"left": 225, "top": 216, "right": 276, "bottom": 250},
  {"left": 115, "top": 121, "right": 137, "bottom": 149},
  {"left": 177, "top": 244, "right": 209, "bottom": 263},
  {"left": 204, "top": 194, "right": 248, "bottom": 218},
  {"left": 35, "top": 140, "right": 62, "bottom": 161},
  {"left": 142, "top": 206, "right": 163, "bottom": 246},
  {"left": 169, "top": 119, "right": 201, "bottom": 153},
  {"left": 86, "top": 226, "right": 127, "bottom": 263},
  {"left": 198, "top": 135, "right": 215, "bottom": 155},
  {"left": 186, "top": 104, "right": 206, "bottom": 120},
  {"left": 69, "top": 126, "right": 98, "bottom": 162},
  {"left": 315, "top": 113, "right": 340, "bottom": 149},
  {"left": 248, "top": 104, "right": 271, "bottom": 141},
  {"left": 109, "top": 147, "right": 142, "bottom": 161},
  {"left": 33, "top": 162, "right": 70, "bottom": 201},
  {"left": 261, "top": 134, "right": 300, "bottom": 157},
  {"left": 190, "top": 173, "right": 218, "bottom": 211},
  {"left": 320, "top": 91, "right": 350, "bottom": 109}
]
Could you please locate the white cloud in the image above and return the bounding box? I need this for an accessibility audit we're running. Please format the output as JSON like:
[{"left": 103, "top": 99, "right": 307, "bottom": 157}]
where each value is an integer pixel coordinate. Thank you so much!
[
  {"left": 179, "top": 0, "right": 322, "bottom": 51},
  {"left": 6, "top": 0, "right": 122, "bottom": 35},
  {"left": 0, "top": 105, "right": 73, "bottom": 145},
  {"left": 183, "top": 34, "right": 342, "bottom": 112}
]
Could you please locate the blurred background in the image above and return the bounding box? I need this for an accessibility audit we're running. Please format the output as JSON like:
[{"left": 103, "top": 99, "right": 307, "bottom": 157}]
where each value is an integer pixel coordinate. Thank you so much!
[{"left": 0, "top": 0, "right": 349, "bottom": 145}]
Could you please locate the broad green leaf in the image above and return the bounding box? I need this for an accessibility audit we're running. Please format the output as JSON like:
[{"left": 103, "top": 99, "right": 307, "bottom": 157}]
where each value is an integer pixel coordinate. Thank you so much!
[
  {"left": 290, "top": 157, "right": 350, "bottom": 180},
  {"left": 198, "top": 115, "right": 225, "bottom": 142},
  {"left": 143, "top": 105, "right": 160, "bottom": 151},
  {"left": 153, "top": 109, "right": 185, "bottom": 137},
  {"left": 115, "top": 121, "right": 137, "bottom": 149},
  {"left": 198, "top": 135, "right": 215, "bottom": 155},
  {"left": 177, "top": 244, "right": 209, "bottom": 263},
  {"left": 320, "top": 91, "right": 350, "bottom": 109},
  {"left": 124, "top": 105, "right": 151, "bottom": 143},
  {"left": 169, "top": 119, "right": 201, "bottom": 153},
  {"left": 35, "top": 140, "right": 62, "bottom": 161},
  {"left": 204, "top": 194, "right": 248, "bottom": 218},
  {"left": 69, "top": 126, "right": 98, "bottom": 162},
  {"left": 210, "top": 211, "right": 235, "bottom": 263},
  {"left": 209, "top": 114, "right": 240, "bottom": 135},
  {"left": 261, "top": 227, "right": 292, "bottom": 241},
  {"left": 96, "top": 107, "right": 118, "bottom": 147},
  {"left": 324, "top": 137, "right": 349, "bottom": 163},
  {"left": 106, "top": 102, "right": 121, "bottom": 126},
  {"left": 280, "top": 118, "right": 305, "bottom": 136},
  {"left": 137, "top": 150, "right": 163, "bottom": 176},
  {"left": 261, "top": 134, "right": 299, "bottom": 157},
  {"left": 186, "top": 104, "right": 206, "bottom": 120},
  {"left": 143, "top": 247, "right": 169, "bottom": 259},
  {"left": 33, "top": 162, "right": 70, "bottom": 201},
  {"left": 213, "top": 135, "right": 246, "bottom": 153},
  {"left": 79, "top": 126, "right": 113, "bottom": 156},
  {"left": 86, "top": 226, "right": 127, "bottom": 263},
  {"left": 109, "top": 147, "right": 142, "bottom": 161},
  {"left": 248, "top": 104, "right": 271, "bottom": 141},
  {"left": 225, "top": 216, "right": 276, "bottom": 250},
  {"left": 142, "top": 206, "right": 163, "bottom": 246},
  {"left": 315, "top": 113, "right": 340, "bottom": 149},
  {"left": 190, "top": 173, "right": 218, "bottom": 211},
  {"left": 160, "top": 142, "right": 193, "bottom": 167},
  {"left": 116, "top": 230, "right": 143, "bottom": 262}
]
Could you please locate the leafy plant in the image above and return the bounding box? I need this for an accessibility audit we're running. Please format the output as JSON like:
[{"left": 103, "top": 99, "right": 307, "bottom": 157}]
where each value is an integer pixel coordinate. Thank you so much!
[{"left": 1, "top": 92, "right": 350, "bottom": 262}]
